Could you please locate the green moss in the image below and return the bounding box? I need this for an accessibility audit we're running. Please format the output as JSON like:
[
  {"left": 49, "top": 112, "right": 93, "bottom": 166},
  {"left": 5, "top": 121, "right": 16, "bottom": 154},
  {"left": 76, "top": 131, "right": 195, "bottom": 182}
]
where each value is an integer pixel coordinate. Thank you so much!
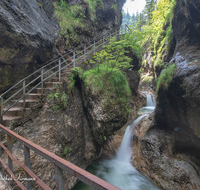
[
  {"left": 84, "top": 0, "right": 104, "bottom": 21},
  {"left": 141, "top": 75, "right": 153, "bottom": 84},
  {"left": 53, "top": 1, "right": 84, "bottom": 46},
  {"left": 82, "top": 64, "right": 131, "bottom": 114},
  {"left": 156, "top": 64, "right": 177, "bottom": 92},
  {"left": 111, "top": 4, "right": 117, "bottom": 12}
]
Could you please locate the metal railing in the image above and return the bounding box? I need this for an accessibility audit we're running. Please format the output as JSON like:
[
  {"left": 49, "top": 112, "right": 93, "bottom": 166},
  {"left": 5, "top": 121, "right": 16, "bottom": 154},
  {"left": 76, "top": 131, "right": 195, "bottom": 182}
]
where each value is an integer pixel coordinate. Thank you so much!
[
  {"left": 0, "top": 124, "right": 121, "bottom": 190},
  {"left": 0, "top": 25, "right": 130, "bottom": 122}
]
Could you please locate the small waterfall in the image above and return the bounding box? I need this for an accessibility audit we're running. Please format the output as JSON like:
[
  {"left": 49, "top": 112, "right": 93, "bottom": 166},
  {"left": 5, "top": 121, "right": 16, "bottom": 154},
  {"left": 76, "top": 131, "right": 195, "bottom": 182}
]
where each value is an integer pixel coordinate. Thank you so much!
[
  {"left": 116, "top": 115, "right": 148, "bottom": 163},
  {"left": 73, "top": 98, "right": 160, "bottom": 190},
  {"left": 116, "top": 126, "right": 132, "bottom": 162},
  {"left": 146, "top": 94, "right": 156, "bottom": 107},
  {"left": 138, "top": 94, "right": 156, "bottom": 113}
]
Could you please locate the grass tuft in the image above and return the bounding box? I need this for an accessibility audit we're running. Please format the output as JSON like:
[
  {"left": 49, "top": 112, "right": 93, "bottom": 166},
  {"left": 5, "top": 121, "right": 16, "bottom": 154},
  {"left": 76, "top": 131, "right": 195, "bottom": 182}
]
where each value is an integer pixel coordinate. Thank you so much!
[{"left": 156, "top": 64, "right": 177, "bottom": 92}]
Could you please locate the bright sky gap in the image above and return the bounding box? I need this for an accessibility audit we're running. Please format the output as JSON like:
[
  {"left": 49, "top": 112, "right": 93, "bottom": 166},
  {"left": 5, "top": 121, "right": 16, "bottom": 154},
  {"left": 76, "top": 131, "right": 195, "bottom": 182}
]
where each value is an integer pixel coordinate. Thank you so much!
[{"left": 123, "top": 0, "right": 146, "bottom": 15}]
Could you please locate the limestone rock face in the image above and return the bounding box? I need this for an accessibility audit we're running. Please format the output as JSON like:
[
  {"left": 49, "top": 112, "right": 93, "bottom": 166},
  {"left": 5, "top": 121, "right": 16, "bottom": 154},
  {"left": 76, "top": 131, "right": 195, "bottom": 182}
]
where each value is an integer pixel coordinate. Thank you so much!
[
  {"left": 0, "top": 0, "right": 125, "bottom": 93},
  {"left": 131, "top": 1, "right": 200, "bottom": 189},
  {"left": 0, "top": 0, "right": 56, "bottom": 92},
  {"left": 132, "top": 114, "right": 200, "bottom": 190},
  {"left": 81, "top": 80, "right": 128, "bottom": 146},
  {"left": 9, "top": 85, "right": 98, "bottom": 190}
]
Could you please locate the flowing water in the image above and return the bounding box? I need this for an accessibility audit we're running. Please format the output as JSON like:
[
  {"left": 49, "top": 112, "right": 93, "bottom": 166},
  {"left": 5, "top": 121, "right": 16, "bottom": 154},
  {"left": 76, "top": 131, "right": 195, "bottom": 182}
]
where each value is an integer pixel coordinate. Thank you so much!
[
  {"left": 73, "top": 94, "right": 159, "bottom": 190},
  {"left": 138, "top": 94, "right": 156, "bottom": 113}
]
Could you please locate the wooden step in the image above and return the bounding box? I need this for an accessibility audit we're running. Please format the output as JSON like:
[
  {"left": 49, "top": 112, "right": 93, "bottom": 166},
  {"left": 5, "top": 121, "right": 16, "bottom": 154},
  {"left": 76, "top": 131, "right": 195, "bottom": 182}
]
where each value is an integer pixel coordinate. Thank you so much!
[
  {"left": 2, "top": 116, "right": 21, "bottom": 126},
  {"left": 51, "top": 78, "right": 65, "bottom": 82},
  {"left": 10, "top": 100, "right": 37, "bottom": 108},
  {"left": 25, "top": 93, "right": 45, "bottom": 100},
  {"left": 44, "top": 82, "right": 60, "bottom": 88},
  {"left": 3, "top": 107, "right": 30, "bottom": 117},
  {"left": 33, "top": 88, "right": 52, "bottom": 94},
  {"left": 3, "top": 116, "right": 21, "bottom": 121}
]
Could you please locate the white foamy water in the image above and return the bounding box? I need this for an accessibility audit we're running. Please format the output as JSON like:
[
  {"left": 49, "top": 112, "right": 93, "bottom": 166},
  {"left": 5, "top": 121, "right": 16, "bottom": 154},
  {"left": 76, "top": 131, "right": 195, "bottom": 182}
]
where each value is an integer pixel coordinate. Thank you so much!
[
  {"left": 73, "top": 114, "right": 160, "bottom": 190},
  {"left": 146, "top": 94, "right": 156, "bottom": 107},
  {"left": 116, "top": 125, "right": 132, "bottom": 162},
  {"left": 138, "top": 94, "right": 156, "bottom": 114}
]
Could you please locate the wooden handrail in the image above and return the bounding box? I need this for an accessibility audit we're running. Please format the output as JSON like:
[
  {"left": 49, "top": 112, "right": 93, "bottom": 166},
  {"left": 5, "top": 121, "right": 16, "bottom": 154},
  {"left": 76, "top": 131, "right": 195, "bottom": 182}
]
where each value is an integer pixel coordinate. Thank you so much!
[{"left": 0, "top": 124, "right": 121, "bottom": 190}]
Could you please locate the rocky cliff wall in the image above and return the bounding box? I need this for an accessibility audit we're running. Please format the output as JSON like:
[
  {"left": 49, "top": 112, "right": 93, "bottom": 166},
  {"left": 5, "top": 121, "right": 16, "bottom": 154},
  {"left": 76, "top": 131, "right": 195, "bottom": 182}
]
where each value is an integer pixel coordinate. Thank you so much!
[
  {"left": 132, "top": 0, "right": 200, "bottom": 189},
  {"left": 0, "top": 0, "right": 125, "bottom": 93}
]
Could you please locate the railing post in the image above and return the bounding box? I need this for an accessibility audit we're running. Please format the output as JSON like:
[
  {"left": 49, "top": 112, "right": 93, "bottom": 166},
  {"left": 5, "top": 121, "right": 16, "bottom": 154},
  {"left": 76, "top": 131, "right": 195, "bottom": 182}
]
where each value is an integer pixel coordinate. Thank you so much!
[
  {"left": 0, "top": 96, "right": 3, "bottom": 124},
  {"left": 0, "top": 131, "right": 1, "bottom": 158},
  {"left": 55, "top": 166, "right": 64, "bottom": 190},
  {"left": 23, "top": 80, "right": 25, "bottom": 109},
  {"left": 41, "top": 68, "right": 43, "bottom": 96},
  {"left": 103, "top": 35, "right": 105, "bottom": 47},
  {"left": 7, "top": 134, "right": 13, "bottom": 172},
  {"left": 84, "top": 45, "right": 86, "bottom": 62},
  {"left": 93, "top": 40, "right": 95, "bottom": 54},
  {"left": 0, "top": 131, "right": 1, "bottom": 171},
  {"left": 73, "top": 51, "right": 75, "bottom": 68},
  {"left": 59, "top": 59, "right": 61, "bottom": 82},
  {"left": 24, "top": 145, "right": 31, "bottom": 190}
]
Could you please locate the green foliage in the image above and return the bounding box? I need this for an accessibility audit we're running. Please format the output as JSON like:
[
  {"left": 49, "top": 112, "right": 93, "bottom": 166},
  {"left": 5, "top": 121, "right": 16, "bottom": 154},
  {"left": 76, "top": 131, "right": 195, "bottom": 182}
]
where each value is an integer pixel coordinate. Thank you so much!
[
  {"left": 92, "top": 32, "right": 143, "bottom": 73},
  {"left": 47, "top": 85, "right": 68, "bottom": 110},
  {"left": 63, "top": 147, "right": 72, "bottom": 156},
  {"left": 47, "top": 91, "right": 59, "bottom": 100},
  {"left": 38, "top": 2, "right": 43, "bottom": 8},
  {"left": 67, "top": 37, "right": 134, "bottom": 116},
  {"left": 138, "top": 68, "right": 142, "bottom": 74},
  {"left": 103, "top": 136, "right": 107, "bottom": 140},
  {"left": 84, "top": 0, "right": 104, "bottom": 20},
  {"left": 134, "top": 0, "right": 176, "bottom": 69},
  {"left": 82, "top": 64, "right": 131, "bottom": 115},
  {"left": 54, "top": 0, "right": 104, "bottom": 46},
  {"left": 141, "top": 75, "right": 153, "bottom": 84},
  {"left": 92, "top": 37, "right": 133, "bottom": 73},
  {"left": 122, "top": 30, "right": 143, "bottom": 60},
  {"left": 52, "top": 105, "right": 60, "bottom": 111},
  {"left": 156, "top": 64, "right": 177, "bottom": 92},
  {"left": 111, "top": 4, "right": 117, "bottom": 12},
  {"left": 68, "top": 67, "right": 84, "bottom": 93},
  {"left": 53, "top": 1, "right": 84, "bottom": 46}
]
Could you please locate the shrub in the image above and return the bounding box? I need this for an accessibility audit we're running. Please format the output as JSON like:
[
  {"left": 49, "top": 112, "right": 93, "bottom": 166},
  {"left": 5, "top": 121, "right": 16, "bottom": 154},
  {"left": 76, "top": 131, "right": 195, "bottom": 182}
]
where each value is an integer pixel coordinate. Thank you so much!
[
  {"left": 82, "top": 64, "right": 131, "bottom": 114},
  {"left": 47, "top": 84, "right": 68, "bottom": 110},
  {"left": 156, "top": 64, "right": 177, "bottom": 92}
]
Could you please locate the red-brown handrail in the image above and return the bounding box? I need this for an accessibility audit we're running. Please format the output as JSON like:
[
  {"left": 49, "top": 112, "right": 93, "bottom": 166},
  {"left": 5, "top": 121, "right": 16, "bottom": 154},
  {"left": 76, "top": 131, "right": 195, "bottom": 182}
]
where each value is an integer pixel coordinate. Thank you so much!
[{"left": 0, "top": 124, "right": 121, "bottom": 190}]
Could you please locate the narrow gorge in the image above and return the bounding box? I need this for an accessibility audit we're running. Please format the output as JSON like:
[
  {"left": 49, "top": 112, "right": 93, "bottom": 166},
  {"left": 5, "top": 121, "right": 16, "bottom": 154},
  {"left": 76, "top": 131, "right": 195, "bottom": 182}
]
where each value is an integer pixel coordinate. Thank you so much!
[{"left": 0, "top": 0, "right": 200, "bottom": 190}]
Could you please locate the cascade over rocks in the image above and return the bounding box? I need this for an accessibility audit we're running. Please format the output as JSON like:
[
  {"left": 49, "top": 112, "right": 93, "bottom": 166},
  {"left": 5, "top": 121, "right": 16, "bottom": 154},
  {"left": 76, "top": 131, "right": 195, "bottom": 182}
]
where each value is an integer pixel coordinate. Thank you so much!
[
  {"left": 0, "top": 0, "right": 125, "bottom": 93},
  {"left": 132, "top": 1, "right": 200, "bottom": 189}
]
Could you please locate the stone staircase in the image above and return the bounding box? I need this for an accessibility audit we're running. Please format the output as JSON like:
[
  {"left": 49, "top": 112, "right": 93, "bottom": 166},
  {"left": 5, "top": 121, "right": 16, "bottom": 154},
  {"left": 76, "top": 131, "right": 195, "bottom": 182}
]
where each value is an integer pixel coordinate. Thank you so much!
[
  {"left": 1, "top": 25, "right": 128, "bottom": 127},
  {"left": 2, "top": 67, "right": 72, "bottom": 126}
]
